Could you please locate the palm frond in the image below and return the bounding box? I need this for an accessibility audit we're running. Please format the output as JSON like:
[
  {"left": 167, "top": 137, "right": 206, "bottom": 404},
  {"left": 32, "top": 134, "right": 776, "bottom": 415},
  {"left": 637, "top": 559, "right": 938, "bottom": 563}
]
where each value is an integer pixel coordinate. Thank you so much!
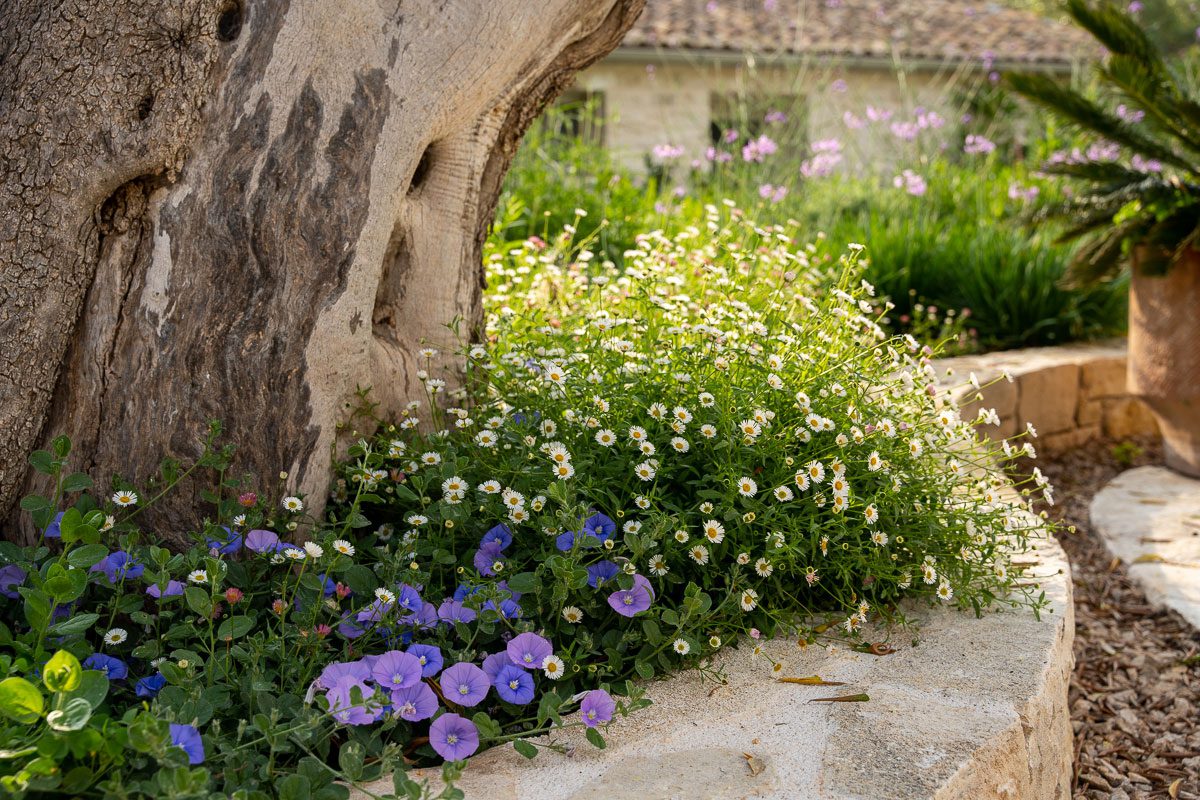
[
  {"left": 1006, "top": 72, "right": 1190, "bottom": 171},
  {"left": 1066, "top": 0, "right": 1159, "bottom": 66},
  {"left": 1103, "top": 56, "right": 1200, "bottom": 158}
]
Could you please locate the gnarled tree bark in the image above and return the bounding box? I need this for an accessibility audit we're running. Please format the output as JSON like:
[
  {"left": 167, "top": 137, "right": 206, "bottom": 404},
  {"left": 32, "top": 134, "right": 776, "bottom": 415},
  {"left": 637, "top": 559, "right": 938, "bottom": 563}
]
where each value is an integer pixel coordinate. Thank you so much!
[{"left": 0, "top": 0, "right": 645, "bottom": 544}]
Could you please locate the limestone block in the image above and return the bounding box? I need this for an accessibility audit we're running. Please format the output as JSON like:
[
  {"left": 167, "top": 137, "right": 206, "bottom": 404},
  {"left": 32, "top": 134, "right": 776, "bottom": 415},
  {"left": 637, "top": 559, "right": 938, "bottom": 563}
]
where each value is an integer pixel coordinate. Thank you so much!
[
  {"left": 1079, "top": 356, "right": 1127, "bottom": 401},
  {"left": 1076, "top": 397, "right": 1102, "bottom": 427},
  {"left": 1018, "top": 364, "right": 1080, "bottom": 436},
  {"left": 1091, "top": 466, "right": 1200, "bottom": 628},
  {"left": 1040, "top": 425, "right": 1101, "bottom": 455},
  {"left": 1102, "top": 397, "right": 1160, "bottom": 440}
]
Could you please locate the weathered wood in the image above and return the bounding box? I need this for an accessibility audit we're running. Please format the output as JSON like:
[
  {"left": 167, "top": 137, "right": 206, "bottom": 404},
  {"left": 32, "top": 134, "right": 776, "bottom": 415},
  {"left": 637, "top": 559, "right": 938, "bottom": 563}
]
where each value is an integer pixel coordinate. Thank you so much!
[{"left": 0, "top": 0, "right": 645, "bottom": 543}]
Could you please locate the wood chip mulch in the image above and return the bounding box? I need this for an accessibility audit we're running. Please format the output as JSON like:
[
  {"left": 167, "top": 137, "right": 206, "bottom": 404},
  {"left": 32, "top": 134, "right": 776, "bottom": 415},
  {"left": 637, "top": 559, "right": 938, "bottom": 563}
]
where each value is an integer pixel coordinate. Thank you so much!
[{"left": 1031, "top": 437, "right": 1200, "bottom": 800}]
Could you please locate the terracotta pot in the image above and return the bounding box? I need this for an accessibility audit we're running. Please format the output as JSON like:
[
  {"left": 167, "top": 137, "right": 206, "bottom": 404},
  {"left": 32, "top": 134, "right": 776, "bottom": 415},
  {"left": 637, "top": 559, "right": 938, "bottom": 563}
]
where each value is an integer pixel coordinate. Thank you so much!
[{"left": 1128, "top": 250, "right": 1200, "bottom": 477}]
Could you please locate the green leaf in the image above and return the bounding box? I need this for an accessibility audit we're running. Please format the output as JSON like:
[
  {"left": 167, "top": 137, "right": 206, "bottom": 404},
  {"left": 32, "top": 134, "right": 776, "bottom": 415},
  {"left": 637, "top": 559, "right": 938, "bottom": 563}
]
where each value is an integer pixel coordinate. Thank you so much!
[
  {"left": 67, "top": 671, "right": 109, "bottom": 709},
  {"left": 48, "top": 612, "right": 99, "bottom": 637},
  {"left": 217, "top": 616, "right": 254, "bottom": 640},
  {"left": 19, "top": 494, "right": 51, "bottom": 513},
  {"left": 46, "top": 697, "right": 92, "bottom": 732},
  {"left": 338, "top": 741, "right": 365, "bottom": 781},
  {"left": 585, "top": 727, "right": 606, "bottom": 750},
  {"left": 505, "top": 572, "right": 539, "bottom": 594},
  {"left": 29, "top": 450, "right": 56, "bottom": 475},
  {"left": 61, "top": 473, "right": 93, "bottom": 493},
  {"left": 184, "top": 587, "right": 212, "bottom": 618},
  {"left": 51, "top": 435, "right": 72, "bottom": 459},
  {"left": 641, "top": 618, "right": 663, "bottom": 645},
  {"left": 66, "top": 544, "right": 109, "bottom": 569},
  {"left": 0, "top": 677, "right": 44, "bottom": 724},
  {"left": 470, "top": 712, "right": 501, "bottom": 740},
  {"left": 634, "top": 660, "right": 655, "bottom": 680},
  {"left": 43, "top": 651, "right": 83, "bottom": 692},
  {"left": 20, "top": 588, "right": 51, "bottom": 631},
  {"left": 277, "top": 774, "right": 312, "bottom": 800},
  {"left": 512, "top": 738, "right": 538, "bottom": 759},
  {"left": 343, "top": 565, "right": 379, "bottom": 596},
  {"left": 57, "top": 508, "right": 82, "bottom": 544}
]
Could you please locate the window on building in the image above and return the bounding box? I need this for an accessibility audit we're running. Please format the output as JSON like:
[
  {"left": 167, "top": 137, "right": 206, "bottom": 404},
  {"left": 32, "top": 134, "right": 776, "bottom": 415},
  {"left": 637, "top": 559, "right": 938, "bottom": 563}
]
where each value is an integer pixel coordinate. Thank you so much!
[
  {"left": 548, "top": 88, "right": 606, "bottom": 146},
  {"left": 709, "top": 92, "right": 808, "bottom": 152}
]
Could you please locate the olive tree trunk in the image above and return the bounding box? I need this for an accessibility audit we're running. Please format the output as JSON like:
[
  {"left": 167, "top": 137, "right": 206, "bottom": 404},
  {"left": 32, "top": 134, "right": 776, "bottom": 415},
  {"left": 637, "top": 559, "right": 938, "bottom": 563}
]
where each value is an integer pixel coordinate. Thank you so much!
[{"left": 0, "top": 0, "right": 644, "bottom": 543}]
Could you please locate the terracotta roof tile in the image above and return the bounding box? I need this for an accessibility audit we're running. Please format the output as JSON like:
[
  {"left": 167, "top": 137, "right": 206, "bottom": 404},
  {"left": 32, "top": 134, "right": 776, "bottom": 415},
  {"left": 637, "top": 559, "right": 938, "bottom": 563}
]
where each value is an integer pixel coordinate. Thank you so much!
[{"left": 623, "top": 0, "right": 1097, "bottom": 66}]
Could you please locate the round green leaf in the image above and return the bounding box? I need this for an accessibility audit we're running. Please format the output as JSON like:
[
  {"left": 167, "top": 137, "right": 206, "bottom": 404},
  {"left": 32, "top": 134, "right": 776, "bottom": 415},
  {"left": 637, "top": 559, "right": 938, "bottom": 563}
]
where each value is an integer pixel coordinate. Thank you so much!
[
  {"left": 46, "top": 697, "right": 92, "bottom": 732},
  {"left": 43, "top": 650, "right": 82, "bottom": 693},
  {"left": 0, "top": 677, "right": 44, "bottom": 724}
]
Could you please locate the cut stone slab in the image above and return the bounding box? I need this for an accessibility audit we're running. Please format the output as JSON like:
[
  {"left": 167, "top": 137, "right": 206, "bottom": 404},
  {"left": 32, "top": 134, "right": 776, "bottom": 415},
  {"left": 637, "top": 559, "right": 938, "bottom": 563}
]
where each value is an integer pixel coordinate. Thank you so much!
[
  {"left": 1091, "top": 465, "right": 1200, "bottom": 629},
  {"left": 352, "top": 536, "right": 1073, "bottom": 800}
]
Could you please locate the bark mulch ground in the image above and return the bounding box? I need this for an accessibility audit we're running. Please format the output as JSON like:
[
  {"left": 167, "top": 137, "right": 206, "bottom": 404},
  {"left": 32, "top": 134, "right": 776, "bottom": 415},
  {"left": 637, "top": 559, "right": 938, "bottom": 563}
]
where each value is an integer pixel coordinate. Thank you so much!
[{"left": 1034, "top": 437, "right": 1200, "bottom": 800}]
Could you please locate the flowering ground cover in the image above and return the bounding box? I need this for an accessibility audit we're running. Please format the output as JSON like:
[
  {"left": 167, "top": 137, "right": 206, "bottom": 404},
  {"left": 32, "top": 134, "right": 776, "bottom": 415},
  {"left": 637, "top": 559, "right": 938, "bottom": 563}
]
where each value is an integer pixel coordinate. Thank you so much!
[{"left": 0, "top": 209, "right": 1059, "bottom": 799}]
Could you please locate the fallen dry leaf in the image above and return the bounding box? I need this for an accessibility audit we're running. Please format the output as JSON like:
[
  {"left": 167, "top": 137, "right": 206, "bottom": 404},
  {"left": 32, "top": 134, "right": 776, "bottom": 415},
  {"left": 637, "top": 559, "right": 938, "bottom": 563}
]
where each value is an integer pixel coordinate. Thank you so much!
[
  {"left": 777, "top": 675, "right": 845, "bottom": 686},
  {"left": 1168, "top": 778, "right": 1182, "bottom": 799},
  {"left": 809, "top": 693, "right": 870, "bottom": 703},
  {"left": 743, "top": 753, "right": 766, "bottom": 777}
]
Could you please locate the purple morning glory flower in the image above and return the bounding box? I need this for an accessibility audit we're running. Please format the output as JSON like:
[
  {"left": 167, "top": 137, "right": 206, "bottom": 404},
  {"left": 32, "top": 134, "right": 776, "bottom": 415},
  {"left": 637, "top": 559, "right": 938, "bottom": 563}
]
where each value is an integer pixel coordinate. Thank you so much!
[
  {"left": 483, "top": 598, "right": 522, "bottom": 620},
  {"left": 453, "top": 583, "right": 482, "bottom": 602},
  {"left": 407, "top": 644, "right": 443, "bottom": 678},
  {"left": 437, "top": 599, "right": 477, "bottom": 626},
  {"left": 493, "top": 664, "right": 535, "bottom": 705},
  {"left": 429, "top": 713, "right": 479, "bottom": 761},
  {"left": 44, "top": 511, "right": 64, "bottom": 539},
  {"left": 439, "top": 662, "right": 490, "bottom": 707},
  {"left": 473, "top": 541, "right": 505, "bottom": 576},
  {"left": 244, "top": 529, "right": 279, "bottom": 553},
  {"left": 507, "top": 632, "right": 553, "bottom": 671},
  {"left": 317, "top": 573, "right": 337, "bottom": 596},
  {"left": 580, "top": 689, "right": 616, "bottom": 727},
  {"left": 169, "top": 723, "right": 205, "bottom": 765},
  {"left": 90, "top": 551, "right": 144, "bottom": 584},
  {"left": 356, "top": 598, "right": 394, "bottom": 625},
  {"left": 82, "top": 653, "right": 128, "bottom": 680},
  {"left": 607, "top": 574, "right": 654, "bottom": 617},
  {"left": 205, "top": 526, "right": 242, "bottom": 554},
  {"left": 337, "top": 612, "right": 366, "bottom": 639},
  {"left": 391, "top": 682, "right": 439, "bottom": 721},
  {"left": 479, "top": 523, "right": 512, "bottom": 550},
  {"left": 586, "top": 560, "right": 619, "bottom": 589},
  {"left": 583, "top": 513, "right": 616, "bottom": 540},
  {"left": 396, "top": 583, "right": 422, "bottom": 613},
  {"left": 146, "top": 580, "right": 184, "bottom": 600},
  {"left": 371, "top": 650, "right": 423, "bottom": 691},
  {"left": 135, "top": 673, "right": 167, "bottom": 699},
  {"left": 401, "top": 601, "right": 438, "bottom": 630},
  {"left": 0, "top": 564, "right": 26, "bottom": 599},
  {"left": 326, "top": 675, "right": 379, "bottom": 726},
  {"left": 481, "top": 651, "right": 510, "bottom": 681},
  {"left": 317, "top": 659, "right": 372, "bottom": 689}
]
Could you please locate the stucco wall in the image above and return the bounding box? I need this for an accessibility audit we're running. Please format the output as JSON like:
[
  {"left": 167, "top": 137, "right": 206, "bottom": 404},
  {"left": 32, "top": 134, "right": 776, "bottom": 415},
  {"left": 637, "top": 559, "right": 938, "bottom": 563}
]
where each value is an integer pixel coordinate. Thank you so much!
[{"left": 574, "top": 53, "right": 977, "bottom": 174}]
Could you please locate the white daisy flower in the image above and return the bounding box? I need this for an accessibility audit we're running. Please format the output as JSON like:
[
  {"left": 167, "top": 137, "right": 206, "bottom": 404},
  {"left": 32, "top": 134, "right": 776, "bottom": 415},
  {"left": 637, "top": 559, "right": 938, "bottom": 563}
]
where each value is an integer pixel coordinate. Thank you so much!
[
  {"left": 672, "top": 639, "right": 691, "bottom": 655},
  {"left": 478, "top": 480, "right": 501, "bottom": 494},
  {"left": 871, "top": 530, "right": 889, "bottom": 546},
  {"left": 673, "top": 530, "right": 689, "bottom": 543},
  {"left": 283, "top": 548, "right": 305, "bottom": 562},
  {"left": 554, "top": 463, "right": 576, "bottom": 480},
  {"left": 104, "top": 628, "right": 128, "bottom": 646},
  {"left": 331, "top": 539, "right": 355, "bottom": 556},
  {"left": 936, "top": 581, "right": 954, "bottom": 601},
  {"left": 375, "top": 587, "right": 397, "bottom": 604},
  {"left": 420, "top": 452, "right": 442, "bottom": 466},
  {"left": 688, "top": 545, "right": 710, "bottom": 565},
  {"left": 736, "top": 476, "right": 758, "bottom": 497},
  {"left": 304, "top": 542, "right": 324, "bottom": 559},
  {"left": 702, "top": 520, "right": 725, "bottom": 544},
  {"left": 541, "top": 655, "right": 565, "bottom": 679},
  {"left": 864, "top": 504, "right": 879, "bottom": 524},
  {"left": 634, "top": 461, "right": 656, "bottom": 481},
  {"left": 700, "top": 424, "right": 717, "bottom": 439},
  {"left": 112, "top": 490, "right": 138, "bottom": 507},
  {"left": 648, "top": 555, "right": 669, "bottom": 576},
  {"left": 754, "top": 558, "right": 773, "bottom": 578},
  {"left": 670, "top": 436, "right": 690, "bottom": 453},
  {"left": 407, "top": 514, "right": 428, "bottom": 526},
  {"left": 595, "top": 429, "right": 616, "bottom": 447},
  {"left": 281, "top": 496, "right": 304, "bottom": 512},
  {"left": 475, "top": 431, "right": 498, "bottom": 447},
  {"left": 867, "top": 451, "right": 883, "bottom": 471},
  {"left": 188, "top": 569, "right": 208, "bottom": 584},
  {"left": 773, "top": 486, "right": 794, "bottom": 502},
  {"left": 739, "top": 589, "right": 759, "bottom": 611},
  {"left": 562, "top": 606, "right": 583, "bottom": 624}
]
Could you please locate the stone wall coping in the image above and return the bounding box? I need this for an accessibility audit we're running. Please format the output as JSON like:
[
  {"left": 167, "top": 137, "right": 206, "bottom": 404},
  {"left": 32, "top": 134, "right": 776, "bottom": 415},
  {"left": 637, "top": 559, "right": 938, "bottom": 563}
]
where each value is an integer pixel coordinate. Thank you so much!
[{"left": 354, "top": 534, "right": 1073, "bottom": 800}]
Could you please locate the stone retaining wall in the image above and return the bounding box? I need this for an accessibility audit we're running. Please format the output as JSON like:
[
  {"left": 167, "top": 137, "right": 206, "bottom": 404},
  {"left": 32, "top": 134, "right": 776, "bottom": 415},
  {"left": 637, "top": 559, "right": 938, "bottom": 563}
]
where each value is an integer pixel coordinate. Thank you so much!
[
  {"left": 355, "top": 536, "right": 1074, "bottom": 800},
  {"left": 937, "top": 341, "right": 1159, "bottom": 455}
]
